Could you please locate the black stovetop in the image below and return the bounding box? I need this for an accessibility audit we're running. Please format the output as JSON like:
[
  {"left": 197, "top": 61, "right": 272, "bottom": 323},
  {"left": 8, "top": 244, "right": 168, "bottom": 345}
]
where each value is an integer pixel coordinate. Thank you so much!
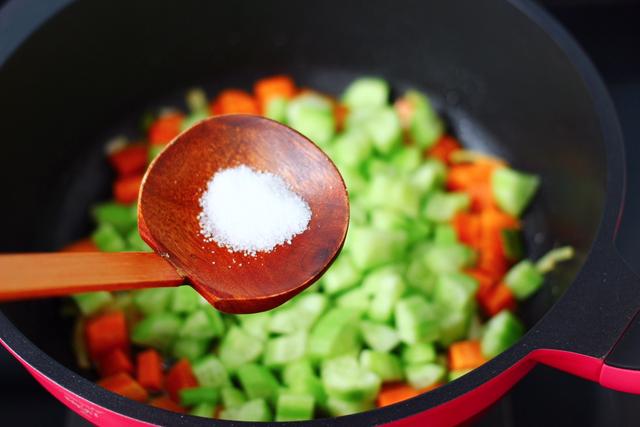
[{"left": 1, "top": 1, "right": 639, "bottom": 426}]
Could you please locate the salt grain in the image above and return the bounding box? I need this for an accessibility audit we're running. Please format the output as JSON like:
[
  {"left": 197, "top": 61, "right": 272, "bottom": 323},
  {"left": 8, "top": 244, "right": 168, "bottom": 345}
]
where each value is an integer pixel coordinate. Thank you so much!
[{"left": 198, "top": 165, "right": 312, "bottom": 256}]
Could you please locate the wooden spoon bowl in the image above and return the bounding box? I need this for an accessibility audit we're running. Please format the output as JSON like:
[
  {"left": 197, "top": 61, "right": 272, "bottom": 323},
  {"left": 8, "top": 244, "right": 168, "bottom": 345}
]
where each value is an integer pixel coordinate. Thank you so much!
[{"left": 139, "top": 114, "right": 349, "bottom": 313}]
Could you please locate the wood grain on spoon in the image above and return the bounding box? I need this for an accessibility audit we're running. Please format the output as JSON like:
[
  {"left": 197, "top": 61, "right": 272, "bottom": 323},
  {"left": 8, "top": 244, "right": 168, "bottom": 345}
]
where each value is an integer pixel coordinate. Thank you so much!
[{"left": 0, "top": 115, "right": 349, "bottom": 313}]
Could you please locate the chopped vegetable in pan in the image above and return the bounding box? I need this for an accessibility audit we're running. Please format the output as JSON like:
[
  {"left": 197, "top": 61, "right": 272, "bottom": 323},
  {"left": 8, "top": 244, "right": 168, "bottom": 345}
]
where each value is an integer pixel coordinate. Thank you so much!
[{"left": 68, "top": 75, "right": 572, "bottom": 421}]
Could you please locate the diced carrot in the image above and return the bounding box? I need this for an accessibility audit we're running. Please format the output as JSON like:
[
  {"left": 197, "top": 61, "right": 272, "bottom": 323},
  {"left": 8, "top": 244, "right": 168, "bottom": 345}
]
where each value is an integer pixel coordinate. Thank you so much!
[
  {"left": 98, "top": 348, "right": 134, "bottom": 377},
  {"left": 447, "top": 162, "right": 493, "bottom": 191},
  {"left": 98, "top": 372, "right": 148, "bottom": 402},
  {"left": 453, "top": 213, "right": 481, "bottom": 249},
  {"left": 334, "top": 103, "right": 349, "bottom": 132},
  {"left": 477, "top": 208, "right": 520, "bottom": 277},
  {"left": 254, "top": 75, "right": 296, "bottom": 112},
  {"left": 479, "top": 282, "right": 516, "bottom": 316},
  {"left": 210, "top": 89, "right": 259, "bottom": 116},
  {"left": 85, "top": 311, "right": 129, "bottom": 360},
  {"left": 165, "top": 359, "right": 198, "bottom": 402},
  {"left": 113, "top": 174, "right": 143, "bottom": 204},
  {"left": 148, "top": 113, "right": 184, "bottom": 146},
  {"left": 376, "top": 382, "right": 441, "bottom": 408},
  {"left": 150, "top": 395, "right": 186, "bottom": 413},
  {"left": 428, "top": 135, "right": 462, "bottom": 165},
  {"left": 137, "top": 349, "right": 164, "bottom": 392},
  {"left": 466, "top": 183, "right": 495, "bottom": 211},
  {"left": 448, "top": 340, "right": 486, "bottom": 371},
  {"left": 108, "top": 145, "right": 148, "bottom": 177},
  {"left": 62, "top": 238, "right": 98, "bottom": 252},
  {"left": 465, "top": 269, "right": 496, "bottom": 299}
]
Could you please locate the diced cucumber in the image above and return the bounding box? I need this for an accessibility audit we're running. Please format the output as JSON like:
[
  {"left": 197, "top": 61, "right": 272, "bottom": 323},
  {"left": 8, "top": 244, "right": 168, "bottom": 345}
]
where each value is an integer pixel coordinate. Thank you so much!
[
  {"left": 363, "top": 266, "right": 406, "bottom": 322},
  {"left": 190, "top": 402, "right": 215, "bottom": 418},
  {"left": 335, "top": 287, "right": 372, "bottom": 313},
  {"left": 269, "top": 293, "right": 327, "bottom": 334},
  {"left": 501, "top": 229, "right": 524, "bottom": 262},
  {"left": 237, "top": 364, "right": 280, "bottom": 403},
  {"left": 505, "top": 260, "right": 544, "bottom": 300},
  {"left": 370, "top": 209, "right": 409, "bottom": 231},
  {"left": 340, "top": 167, "right": 368, "bottom": 195},
  {"left": 171, "top": 286, "right": 200, "bottom": 313},
  {"left": 131, "top": 312, "right": 182, "bottom": 351},
  {"left": 438, "top": 311, "right": 472, "bottom": 347},
  {"left": 405, "top": 363, "right": 446, "bottom": 389},
  {"left": 180, "top": 110, "right": 208, "bottom": 131},
  {"left": 282, "top": 360, "right": 327, "bottom": 407},
  {"left": 433, "top": 272, "right": 478, "bottom": 312},
  {"left": 263, "top": 331, "right": 307, "bottom": 368},
  {"left": 365, "top": 108, "right": 402, "bottom": 155},
  {"left": 342, "top": 77, "right": 389, "bottom": 110},
  {"left": 434, "top": 224, "right": 458, "bottom": 245},
  {"left": 423, "top": 192, "right": 470, "bottom": 222},
  {"left": 180, "top": 386, "right": 220, "bottom": 407},
  {"left": 275, "top": 393, "right": 315, "bottom": 421},
  {"left": 321, "top": 253, "right": 361, "bottom": 295},
  {"left": 410, "top": 160, "right": 446, "bottom": 193},
  {"left": 347, "top": 227, "right": 408, "bottom": 271},
  {"left": 72, "top": 292, "right": 113, "bottom": 316},
  {"left": 220, "top": 398, "right": 273, "bottom": 422},
  {"left": 394, "top": 295, "right": 439, "bottom": 344},
  {"left": 219, "top": 326, "right": 264, "bottom": 371},
  {"left": 448, "top": 369, "right": 472, "bottom": 381},
  {"left": 360, "top": 350, "right": 404, "bottom": 382},
  {"left": 180, "top": 309, "right": 224, "bottom": 340},
  {"left": 185, "top": 88, "right": 208, "bottom": 113},
  {"left": 133, "top": 288, "right": 174, "bottom": 315},
  {"left": 360, "top": 321, "right": 401, "bottom": 352},
  {"left": 321, "top": 355, "right": 381, "bottom": 402},
  {"left": 425, "top": 243, "right": 475, "bottom": 273},
  {"left": 171, "top": 337, "right": 210, "bottom": 361},
  {"left": 391, "top": 145, "right": 422, "bottom": 173},
  {"left": 405, "top": 253, "right": 437, "bottom": 296},
  {"left": 401, "top": 343, "right": 437, "bottom": 365},
  {"left": 192, "top": 355, "right": 230, "bottom": 388},
  {"left": 286, "top": 94, "right": 335, "bottom": 147},
  {"left": 92, "top": 203, "right": 137, "bottom": 234},
  {"left": 221, "top": 386, "right": 247, "bottom": 409},
  {"left": 481, "top": 310, "right": 525, "bottom": 358},
  {"left": 236, "top": 312, "right": 271, "bottom": 341},
  {"left": 364, "top": 173, "right": 422, "bottom": 218},
  {"left": 405, "top": 90, "right": 443, "bottom": 149},
  {"left": 326, "top": 396, "right": 374, "bottom": 417},
  {"left": 308, "top": 308, "right": 362, "bottom": 360},
  {"left": 92, "top": 223, "right": 126, "bottom": 252},
  {"left": 331, "top": 129, "right": 373, "bottom": 169},
  {"left": 491, "top": 167, "right": 540, "bottom": 217},
  {"left": 265, "top": 97, "right": 288, "bottom": 123}
]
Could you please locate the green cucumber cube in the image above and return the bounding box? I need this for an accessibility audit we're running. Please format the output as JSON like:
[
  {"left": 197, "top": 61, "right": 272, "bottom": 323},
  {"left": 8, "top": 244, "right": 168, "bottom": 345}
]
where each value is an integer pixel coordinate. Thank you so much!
[
  {"left": 236, "top": 312, "right": 271, "bottom": 341},
  {"left": 263, "top": 331, "right": 307, "bottom": 368},
  {"left": 410, "top": 160, "right": 446, "bottom": 193},
  {"left": 360, "top": 350, "right": 404, "bottom": 382},
  {"left": 180, "top": 309, "right": 224, "bottom": 340},
  {"left": 321, "top": 355, "right": 381, "bottom": 402},
  {"left": 92, "top": 203, "right": 137, "bottom": 234},
  {"left": 423, "top": 192, "right": 471, "bottom": 223},
  {"left": 189, "top": 402, "right": 215, "bottom": 418},
  {"left": 481, "top": 310, "right": 525, "bottom": 358},
  {"left": 326, "top": 396, "right": 374, "bottom": 417},
  {"left": 491, "top": 167, "right": 540, "bottom": 217},
  {"left": 331, "top": 129, "right": 373, "bottom": 169},
  {"left": 275, "top": 393, "right": 315, "bottom": 421},
  {"left": 171, "top": 337, "right": 210, "bottom": 361},
  {"left": 308, "top": 308, "right": 362, "bottom": 360},
  {"left": 219, "top": 326, "right": 263, "bottom": 371},
  {"left": 405, "top": 363, "right": 446, "bottom": 389},
  {"left": 360, "top": 320, "right": 401, "bottom": 352},
  {"left": 133, "top": 288, "right": 174, "bottom": 315},
  {"left": 363, "top": 266, "right": 406, "bottom": 322},
  {"left": 92, "top": 223, "right": 126, "bottom": 252},
  {"left": 221, "top": 386, "right": 247, "bottom": 409},
  {"left": 425, "top": 243, "right": 475, "bottom": 273},
  {"left": 282, "top": 360, "right": 327, "bottom": 407},
  {"left": 348, "top": 227, "right": 408, "bottom": 271},
  {"left": 401, "top": 343, "right": 437, "bottom": 365},
  {"left": 237, "top": 364, "right": 280, "bottom": 403},
  {"left": 342, "top": 77, "right": 389, "bottom": 110},
  {"left": 72, "top": 292, "right": 113, "bottom": 316},
  {"left": 505, "top": 260, "right": 544, "bottom": 299},
  {"left": 220, "top": 398, "right": 273, "bottom": 422},
  {"left": 365, "top": 108, "right": 402, "bottom": 154},
  {"left": 131, "top": 312, "right": 182, "bottom": 351},
  {"left": 171, "top": 286, "right": 200, "bottom": 313},
  {"left": 321, "top": 253, "right": 361, "bottom": 295},
  {"left": 180, "top": 386, "right": 220, "bottom": 407},
  {"left": 265, "top": 97, "right": 288, "bottom": 123},
  {"left": 192, "top": 355, "right": 229, "bottom": 388},
  {"left": 405, "top": 90, "right": 443, "bottom": 149},
  {"left": 394, "top": 295, "right": 439, "bottom": 344}
]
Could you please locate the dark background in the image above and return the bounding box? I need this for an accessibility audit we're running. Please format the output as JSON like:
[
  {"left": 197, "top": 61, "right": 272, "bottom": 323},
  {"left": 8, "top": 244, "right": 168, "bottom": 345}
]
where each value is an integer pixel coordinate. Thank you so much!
[{"left": 1, "top": 0, "right": 639, "bottom": 425}]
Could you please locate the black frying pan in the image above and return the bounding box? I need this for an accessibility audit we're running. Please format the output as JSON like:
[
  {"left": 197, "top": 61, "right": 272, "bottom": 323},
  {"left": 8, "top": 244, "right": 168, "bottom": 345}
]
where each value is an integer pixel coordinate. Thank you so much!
[{"left": 0, "top": 0, "right": 638, "bottom": 425}]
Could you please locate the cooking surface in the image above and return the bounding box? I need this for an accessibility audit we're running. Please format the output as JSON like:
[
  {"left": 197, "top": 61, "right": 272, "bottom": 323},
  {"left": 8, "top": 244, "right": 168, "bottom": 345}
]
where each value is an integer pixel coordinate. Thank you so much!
[{"left": 1, "top": 1, "right": 639, "bottom": 426}]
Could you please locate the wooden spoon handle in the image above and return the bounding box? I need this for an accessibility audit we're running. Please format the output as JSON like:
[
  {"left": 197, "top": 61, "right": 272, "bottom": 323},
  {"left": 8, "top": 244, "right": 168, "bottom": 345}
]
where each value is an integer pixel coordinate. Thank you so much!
[{"left": 0, "top": 252, "right": 184, "bottom": 300}]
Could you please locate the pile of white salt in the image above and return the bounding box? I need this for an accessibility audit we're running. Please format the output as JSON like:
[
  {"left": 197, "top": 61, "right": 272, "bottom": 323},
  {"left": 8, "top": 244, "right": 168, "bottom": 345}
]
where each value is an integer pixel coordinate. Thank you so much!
[{"left": 198, "top": 165, "right": 312, "bottom": 255}]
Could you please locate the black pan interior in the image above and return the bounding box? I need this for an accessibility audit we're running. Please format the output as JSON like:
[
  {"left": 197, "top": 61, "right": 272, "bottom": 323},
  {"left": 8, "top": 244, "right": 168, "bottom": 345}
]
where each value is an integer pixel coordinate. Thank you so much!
[{"left": 0, "top": 0, "right": 606, "bottom": 398}]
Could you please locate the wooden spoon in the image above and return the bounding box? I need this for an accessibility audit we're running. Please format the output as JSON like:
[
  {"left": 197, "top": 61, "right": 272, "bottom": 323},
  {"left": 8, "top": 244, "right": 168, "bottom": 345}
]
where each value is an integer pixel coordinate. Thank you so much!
[{"left": 0, "top": 115, "right": 349, "bottom": 313}]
